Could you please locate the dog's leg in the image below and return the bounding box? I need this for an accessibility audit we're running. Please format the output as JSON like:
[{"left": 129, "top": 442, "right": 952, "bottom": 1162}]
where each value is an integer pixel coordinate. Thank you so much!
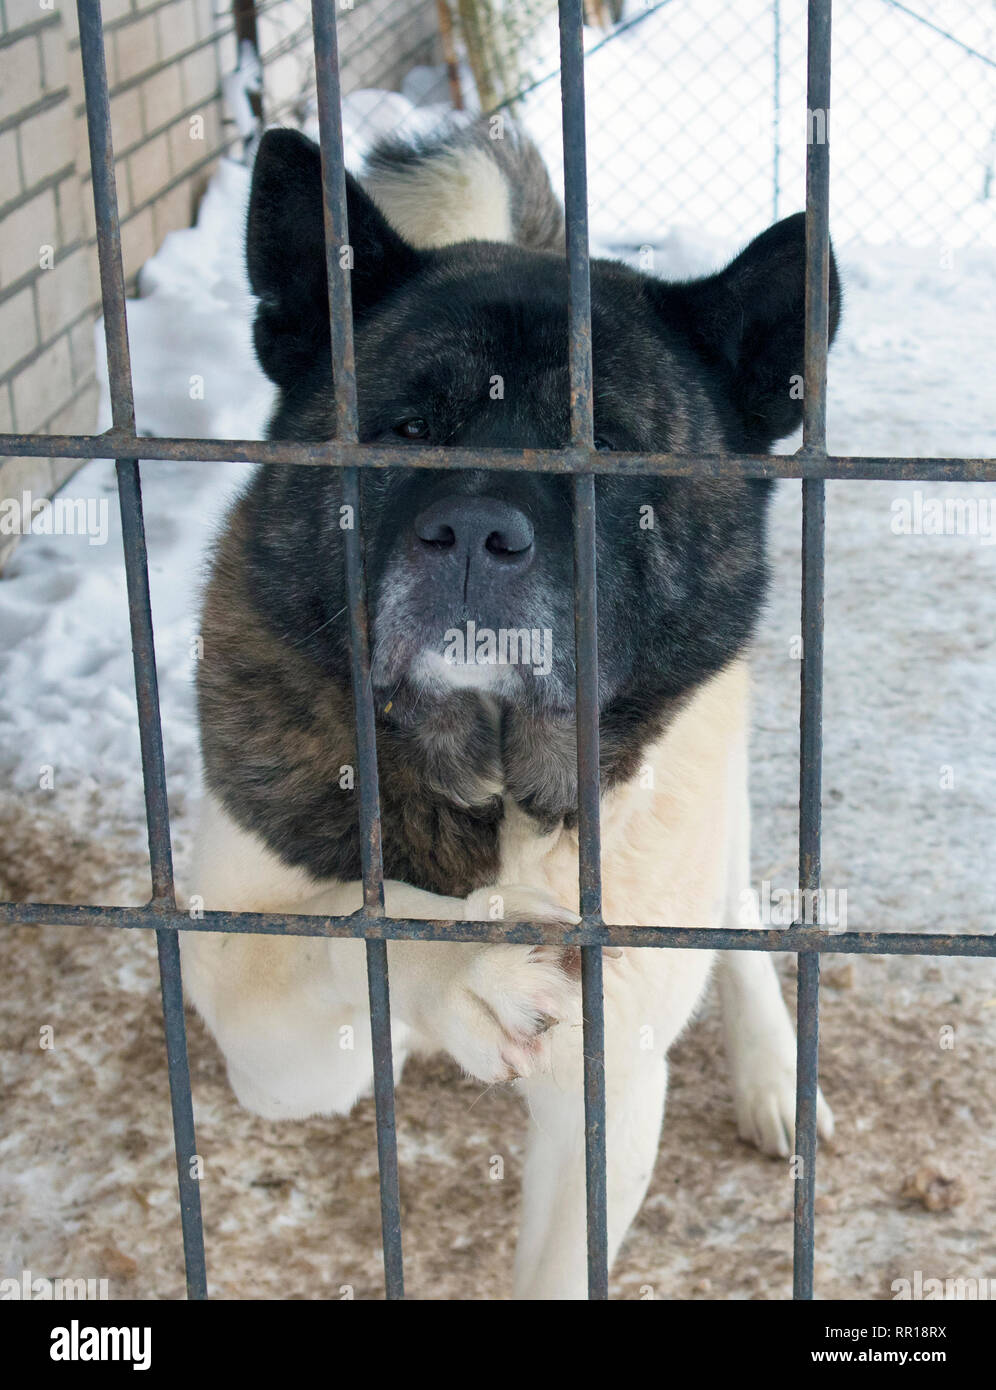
[
  {"left": 718, "top": 743, "right": 834, "bottom": 1157},
  {"left": 182, "top": 796, "right": 583, "bottom": 1114},
  {"left": 512, "top": 965, "right": 670, "bottom": 1300}
]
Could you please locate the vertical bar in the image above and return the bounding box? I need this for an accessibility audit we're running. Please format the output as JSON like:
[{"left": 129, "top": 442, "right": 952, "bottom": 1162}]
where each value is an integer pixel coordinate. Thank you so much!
[
  {"left": 77, "top": 0, "right": 134, "bottom": 432},
  {"left": 802, "top": 0, "right": 832, "bottom": 452},
  {"left": 118, "top": 463, "right": 207, "bottom": 1300},
  {"left": 77, "top": 0, "right": 207, "bottom": 1298},
  {"left": 793, "top": 0, "right": 832, "bottom": 1302},
  {"left": 559, "top": 0, "right": 594, "bottom": 452},
  {"left": 559, "top": 0, "right": 608, "bottom": 1301},
  {"left": 312, "top": 0, "right": 404, "bottom": 1299}
]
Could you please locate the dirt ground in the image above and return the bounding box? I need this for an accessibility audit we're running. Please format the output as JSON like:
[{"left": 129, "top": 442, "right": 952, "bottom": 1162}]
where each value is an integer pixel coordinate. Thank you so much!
[{"left": 2, "top": 476, "right": 995, "bottom": 1300}]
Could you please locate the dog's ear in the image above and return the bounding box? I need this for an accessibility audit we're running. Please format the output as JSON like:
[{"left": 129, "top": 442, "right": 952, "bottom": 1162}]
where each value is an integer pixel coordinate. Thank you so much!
[
  {"left": 652, "top": 213, "right": 841, "bottom": 450},
  {"left": 247, "top": 128, "right": 421, "bottom": 388}
]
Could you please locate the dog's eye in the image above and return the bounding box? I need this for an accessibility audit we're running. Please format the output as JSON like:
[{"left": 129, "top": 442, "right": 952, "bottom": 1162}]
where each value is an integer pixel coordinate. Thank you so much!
[
  {"left": 394, "top": 418, "right": 431, "bottom": 441},
  {"left": 594, "top": 437, "right": 613, "bottom": 453}
]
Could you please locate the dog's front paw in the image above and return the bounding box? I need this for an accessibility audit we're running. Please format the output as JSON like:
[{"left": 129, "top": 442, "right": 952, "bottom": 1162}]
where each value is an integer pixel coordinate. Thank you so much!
[
  {"left": 732, "top": 1044, "right": 834, "bottom": 1159},
  {"left": 435, "top": 885, "right": 580, "bottom": 1084}
]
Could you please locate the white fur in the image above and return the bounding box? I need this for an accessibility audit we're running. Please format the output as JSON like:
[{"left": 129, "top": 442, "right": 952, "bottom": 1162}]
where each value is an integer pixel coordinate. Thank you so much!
[
  {"left": 362, "top": 146, "right": 514, "bottom": 249},
  {"left": 181, "top": 659, "right": 832, "bottom": 1296}
]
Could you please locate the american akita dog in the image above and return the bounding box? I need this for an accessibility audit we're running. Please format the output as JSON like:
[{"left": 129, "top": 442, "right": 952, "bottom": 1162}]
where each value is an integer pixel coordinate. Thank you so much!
[{"left": 181, "top": 118, "right": 839, "bottom": 1299}]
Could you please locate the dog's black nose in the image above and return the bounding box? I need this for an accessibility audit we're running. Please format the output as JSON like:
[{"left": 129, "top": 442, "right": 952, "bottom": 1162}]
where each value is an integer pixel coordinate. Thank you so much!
[{"left": 413, "top": 496, "right": 534, "bottom": 570}]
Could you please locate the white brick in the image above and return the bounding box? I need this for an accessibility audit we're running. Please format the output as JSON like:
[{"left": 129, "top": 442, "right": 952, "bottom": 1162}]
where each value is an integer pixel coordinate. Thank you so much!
[
  {"left": 56, "top": 174, "right": 85, "bottom": 248},
  {"left": 179, "top": 43, "right": 218, "bottom": 109},
  {"left": 167, "top": 103, "right": 218, "bottom": 176},
  {"left": 47, "top": 378, "right": 97, "bottom": 432},
  {"left": 0, "top": 128, "right": 22, "bottom": 199},
  {"left": 113, "top": 13, "right": 159, "bottom": 84},
  {"left": 68, "top": 310, "right": 96, "bottom": 384},
  {"left": 151, "top": 176, "right": 192, "bottom": 243},
  {"left": 0, "top": 187, "right": 57, "bottom": 289},
  {"left": 101, "top": 0, "right": 135, "bottom": 23},
  {"left": 3, "top": 0, "right": 52, "bottom": 32},
  {"left": 0, "top": 35, "right": 43, "bottom": 122},
  {"left": 191, "top": 0, "right": 218, "bottom": 41},
  {"left": 35, "top": 244, "right": 93, "bottom": 339},
  {"left": 139, "top": 60, "right": 182, "bottom": 132},
  {"left": 110, "top": 85, "right": 144, "bottom": 152},
  {"left": 11, "top": 331, "right": 72, "bottom": 431},
  {"left": 119, "top": 203, "right": 155, "bottom": 280},
  {"left": 156, "top": 0, "right": 197, "bottom": 63},
  {"left": 39, "top": 19, "right": 68, "bottom": 92},
  {"left": 17, "top": 97, "right": 75, "bottom": 186},
  {"left": 128, "top": 130, "right": 171, "bottom": 207},
  {"left": 0, "top": 285, "right": 37, "bottom": 375}
]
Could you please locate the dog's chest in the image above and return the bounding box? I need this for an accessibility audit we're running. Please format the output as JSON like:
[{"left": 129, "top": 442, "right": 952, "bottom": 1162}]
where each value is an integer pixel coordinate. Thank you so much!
[{"left": 495, "top": 660, "right": 748, "bottom": 928}]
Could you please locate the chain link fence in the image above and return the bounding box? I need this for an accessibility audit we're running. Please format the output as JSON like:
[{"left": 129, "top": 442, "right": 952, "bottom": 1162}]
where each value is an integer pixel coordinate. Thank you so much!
[{"left": 256, "top": 0, "right": 995, "bottom": 250}]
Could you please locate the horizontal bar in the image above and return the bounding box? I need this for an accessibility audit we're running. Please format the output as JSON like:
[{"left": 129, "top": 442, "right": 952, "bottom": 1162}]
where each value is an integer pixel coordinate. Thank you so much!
[
  {"left": 2, "top": 432, "right": 995, "bottom": 481},
  {"left": 2, "top": 901, "right": 993, "bottom": 955}
]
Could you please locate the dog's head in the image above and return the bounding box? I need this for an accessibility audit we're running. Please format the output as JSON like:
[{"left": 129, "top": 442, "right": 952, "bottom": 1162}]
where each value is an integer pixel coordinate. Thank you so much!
[{"left": 240, "top": 129, "right": 839, "bottom": 816}]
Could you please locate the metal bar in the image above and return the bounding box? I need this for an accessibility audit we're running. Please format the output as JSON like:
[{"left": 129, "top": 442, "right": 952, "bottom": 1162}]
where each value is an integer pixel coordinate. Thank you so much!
[
  {"left": 154, "top": 930, "right": 209, "bottom": 1300},
  {"left": 793, "top": 0, "right": 832, "bottom": 1304},
  {"left": 75, "top": 0, "right": 208, "bottom": 1299},
  {"left": 117, "top": 463, "right": 207, "bottom": 1299},
  {"left": 310, "top": 0, "right": 358, "bottom": 444},
  {"left": 3, "top": 901, "right": 995, "bottom": 956},
  {"left": 802, "top": 0, "right": 832, "bottom": 454},
  {"left": 573, "top": 478, "right": 602, "bottom": 922},
  {"left": 559, "top": 0, "right": 594, "bottom": 449},
  {"left": 76, "top": 0, "right": 134, "bottom": 433},
  {"left": 3, "top": 431, "right": 995, "bottom": 481},
  {"left": 559, "top": 0, "right": 608, "bottom": 1302},
  {"left": 311, "top": 0, "right": 403, "bottom": 1300},
  {"left": 116, "top": 463, "right": 174, "bottom": 901}
]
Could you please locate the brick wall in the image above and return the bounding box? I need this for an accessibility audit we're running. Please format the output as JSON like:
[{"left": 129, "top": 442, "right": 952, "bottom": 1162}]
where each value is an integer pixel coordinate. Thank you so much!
[
  {"left": 0, "top": 0, "right": 239, "bottom": 567},
  {"left": 0, "top": 0, "right": 442, "bottom": 569}
]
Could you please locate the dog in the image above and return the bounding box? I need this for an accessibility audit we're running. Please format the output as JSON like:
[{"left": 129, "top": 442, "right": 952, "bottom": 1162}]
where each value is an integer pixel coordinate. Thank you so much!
[{"left": 181, "top": 117, "right": 839, "bottom": 1299}]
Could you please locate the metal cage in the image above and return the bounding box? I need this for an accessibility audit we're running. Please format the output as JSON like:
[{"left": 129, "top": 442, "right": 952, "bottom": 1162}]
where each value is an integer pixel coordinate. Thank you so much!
[{"left": 1, "top": 0, "right": 995, "bottom": 1301}]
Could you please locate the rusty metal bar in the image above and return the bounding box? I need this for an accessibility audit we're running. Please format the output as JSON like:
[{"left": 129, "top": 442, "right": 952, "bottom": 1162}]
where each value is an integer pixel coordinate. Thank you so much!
[
  {"left": 77, "top": 0, "right": 134, "bottom": 434},
  {"left": 793, "top": 0, "right": 833, "bottom": 1303},
  {"left": 3, "top": 431, "right": 994, "bottom": 482},
  {"left": 311, "top": 0, "right": 403, "bottom": 1300},
  {"left": 559, "top": 0, "right": 608, "bottom": 1302},
  {"left": 74, "top": 0, "right": 208, "bottom": 1300},
  {"left": 2, "top": 901, "right": 994, "bottom": 957}
]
